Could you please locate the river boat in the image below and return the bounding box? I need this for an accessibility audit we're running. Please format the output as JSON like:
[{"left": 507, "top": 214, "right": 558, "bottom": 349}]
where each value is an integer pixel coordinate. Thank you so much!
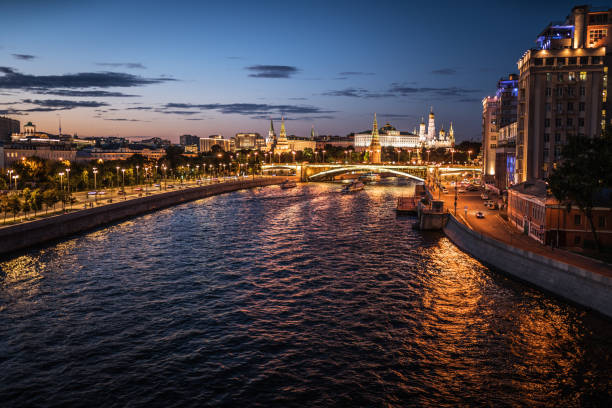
[
  {"left": 342, "top": 180, "right": 364, "bottom": 193},
  {"left": 396, "top": 196, "right": 418, "bottom": 215},
  {"left": 280, "top": 179, "right": 297, "bottom": 189}
]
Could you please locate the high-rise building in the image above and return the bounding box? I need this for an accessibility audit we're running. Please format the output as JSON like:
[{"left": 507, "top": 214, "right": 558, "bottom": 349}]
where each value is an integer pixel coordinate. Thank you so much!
[
  {"left": 179, "top": 134, "right": 200, "bottom": 146},
  {"left": 482, "top": 96, "right": 499, "bottom": 177},
  {"left": 0, "top": 117, "right": 20, "bottom": 144},
  {"left": 517, "top": 5, "right": 612, "bottom": 181}
]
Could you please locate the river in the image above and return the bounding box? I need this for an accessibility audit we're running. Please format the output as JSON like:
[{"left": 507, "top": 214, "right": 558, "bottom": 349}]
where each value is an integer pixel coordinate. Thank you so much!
[{"left": 1, "top": 182, "right": 611, "bottom": 407}]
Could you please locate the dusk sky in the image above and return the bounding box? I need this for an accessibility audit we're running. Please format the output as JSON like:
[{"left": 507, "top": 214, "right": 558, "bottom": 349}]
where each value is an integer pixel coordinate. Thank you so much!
[{"left": 1, "top": 0, "right": 584, "bottom": 142}]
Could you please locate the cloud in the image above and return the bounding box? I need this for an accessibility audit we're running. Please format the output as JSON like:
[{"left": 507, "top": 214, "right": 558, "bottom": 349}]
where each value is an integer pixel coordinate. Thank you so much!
[
  {"left": 0, "top": 67, "right": 175, "bottom": 89},
  {"left": 388, "top": 83, "right": 480, "bottom": 98},
  {"left": 103, "top": 118, "right": 142, "bottom": 121},
  {"left": 162, "top": 102, "right": 333, "bottom": 116},
  {"left": 158, "top": 110, "right": 200, "bottom": 115},
  {"left": 288, "top": 97, "right": 307, "bottom": 100},
  {"left": 338, "top": 71, "right": 375, "bottom": 76},
  {"left": 95, "top": 62, "right": 146, "bottom": 69},
  {"left": 33, "top": 89, "right": 138, "bottom": 97},
  {"left": 22, "top": 99, "right": 109, "bottom": 109},
  {"left": 250, "top": 115, "right": 334, "bottom": 121},
  {"left": 126, "top": 106, "right": 154, "bottom": 110},
  {"left": 322, "top": 88, "right": 393, "bottom": 98},
  {"left": 12, "top": 54, "right": 36, "bottom": 61},
  {"left": 379, "top": 113, "right": 416, "bottom": 119},
  {"left": 246, "top": 65, "right": 299, "bottom": 78},
  {"left": 431, "top": 68, "right": 457, "bottom": 75},
  {"left": 185, "top": 118, "right": 204, "bottom": 120}
]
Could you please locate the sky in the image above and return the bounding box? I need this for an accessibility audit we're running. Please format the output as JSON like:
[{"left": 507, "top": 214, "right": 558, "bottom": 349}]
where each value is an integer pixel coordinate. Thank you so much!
[{"left": 0, "top": 0, "right": 591, "bottom": 142}]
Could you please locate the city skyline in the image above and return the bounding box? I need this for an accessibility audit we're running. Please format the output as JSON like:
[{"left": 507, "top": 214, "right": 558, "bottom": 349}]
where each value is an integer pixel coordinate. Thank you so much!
[{"left": 0, "top": 0, "right": 586, "bottom": 141}]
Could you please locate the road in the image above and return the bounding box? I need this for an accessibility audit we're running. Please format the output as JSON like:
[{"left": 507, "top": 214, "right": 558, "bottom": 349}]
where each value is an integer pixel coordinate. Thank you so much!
[{"left": 431, "top": 182, "right": 612, "bottom": 278}]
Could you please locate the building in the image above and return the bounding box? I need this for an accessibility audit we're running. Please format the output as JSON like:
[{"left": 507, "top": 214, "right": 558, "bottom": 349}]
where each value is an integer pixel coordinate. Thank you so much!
[
  {"left": 1, "top": 144, "right": 77, "bottom": 168},
  {"left": 369, "top": 113, "right": 382, "bottom": 163},
  {"left": 75, "top": 147, "right": 166, "bottom": 162},
  {"left": 287, "top": 137, "right": 316, "bottom": 152},
  {"left": 199, "top": 135, "right": 233, "bottom": 152},
  {"left": 494, "top": 122, "right": 518, "bottom": 191},
  {"left": 272, "top": 118, "right": 291, "bottom": 154},
  {"left": 417, "top": 107, "right": 454, "bottom": 148},
  {"left": 234, "top": 133, "right": 265, "bottom": 150},
  {"left": 315, "top": 135, "right": 354, "bottom": 150},
  {"left": 179, "top": 134, "right": 200, "bottom": 147},
  {"left": 517, "top": 5, "right": 612, "bottom": 182},
  {"left": 0, "top": 117, "right": 20, "bottom": 145},
  {"left": 482, "top": 96, "right": 499, "bottom": 178},
  {"left": 497, "top": 74, "right": 519, "bottom": 128},
  {"left": 184, "top": 144, "right": 198, "bottom": 154},
  {"left": 11, "top": 121, "right": 61, "bottom": 144},
  {"left": 508, "top": 180, "right": 612, "bottom": 248},
  {"left": 355, "top": 122, "right": 420, "bottom": 150}
]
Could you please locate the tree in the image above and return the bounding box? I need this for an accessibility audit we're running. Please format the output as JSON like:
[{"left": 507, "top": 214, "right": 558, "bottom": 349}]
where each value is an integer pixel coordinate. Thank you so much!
[
  {"left": 43, "top": 189, "right": 59, "bottom": 214},
  {"left": 8, "top": 194, "right": 21, "bottom": 221},
  {"left": 1, "top": 195, "right": 10, "bottom": 224},
  {"left": 30, "top": 189, "right": 43, "bottom": 217},
  {"left": 548, "top": 134, "right": 612, "bottom": 252}
]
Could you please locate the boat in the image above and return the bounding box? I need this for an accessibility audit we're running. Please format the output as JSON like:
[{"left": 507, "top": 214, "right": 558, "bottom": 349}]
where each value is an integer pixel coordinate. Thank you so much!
[
  {"left": 359, "top": 172, "right": 381, "bottom": 183},
  {"left": 396, "top": 196, "right": 418, "bottom": 215},
  {"left": 280, "top": 179, "right": 297, "bottom": 189},
  {"left": 342, "top": 180, "right": 364, "bottom": 193}
]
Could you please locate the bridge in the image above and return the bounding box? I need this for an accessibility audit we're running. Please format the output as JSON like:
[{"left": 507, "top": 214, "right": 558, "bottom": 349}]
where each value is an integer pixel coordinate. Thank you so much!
[{"left": 261, "top": 163, "right": 480, "bottom": 182}]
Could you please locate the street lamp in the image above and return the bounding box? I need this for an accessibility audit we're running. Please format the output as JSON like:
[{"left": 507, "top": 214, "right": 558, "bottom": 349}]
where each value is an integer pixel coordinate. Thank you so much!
[
  {"left": 59, "top": 172, "right": 64, "bottom": 191},
  {"left": 468, "top": 150, "right": 473, "bottom": 163},
  {"left": 450, "top": 148, "right": 455, "bottom": 165},
  {"left": 93, "top": 167, "right": 98, "bottom": 203},
  {"left": 65, "top": 168, "right": 71, "bottom": 197},
  {"left": 7, "top": 170, "right": 14, "bottom": 189},
  {"left": 12, "top": 175, "right": 19, "bottom": 190},
  {"left": 136, "top": 165, "right": 139, "bottom": 186},
  {"left": 121, "top": 168, "right": 126, "bottom": 196},
  {"left": 322, "top": 150, "right": 326, "bottom": 163}
]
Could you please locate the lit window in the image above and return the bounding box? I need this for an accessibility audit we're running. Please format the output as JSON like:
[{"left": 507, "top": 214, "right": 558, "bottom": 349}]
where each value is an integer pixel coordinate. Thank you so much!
[{"left": 580, "top": 72, "right": 587, "bottom": 81}]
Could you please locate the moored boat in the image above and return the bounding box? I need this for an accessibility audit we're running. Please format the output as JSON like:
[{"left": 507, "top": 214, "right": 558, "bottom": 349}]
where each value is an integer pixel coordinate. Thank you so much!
[
  {"left": 342, "top": 180, "right": 365, "bottom": 193},
  {"left": 280, "top": 179, "right": 297, "bottom": 189},
  {"left": 396, "top": 196, "right": 418, "bottom": 215}
]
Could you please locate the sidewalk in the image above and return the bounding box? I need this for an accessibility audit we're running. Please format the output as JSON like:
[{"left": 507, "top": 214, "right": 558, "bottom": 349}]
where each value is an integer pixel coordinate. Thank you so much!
[{"left": 432, "top": 183, "right": 612, "bottom": 278}]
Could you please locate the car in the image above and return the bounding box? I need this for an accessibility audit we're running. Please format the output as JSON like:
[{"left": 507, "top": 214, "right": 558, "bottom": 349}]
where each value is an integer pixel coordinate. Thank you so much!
[{"left": 476, "top": 211, "right": 485, "bottom": 219}]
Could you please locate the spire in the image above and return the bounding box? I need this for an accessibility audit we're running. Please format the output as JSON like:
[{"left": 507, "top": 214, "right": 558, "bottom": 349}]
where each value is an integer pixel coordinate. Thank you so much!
[
  {"left": 372, "top": 112, "right": 378, "bottom": 136},
  {"left": 310, "top": 125, "right": 315, "bottom": 140},
  {"left": 369, "top": 113, "right": 381, "bottom": 163},
  {"left": 420, "top": 116, "right": 424, "bottom": 124},
  {"left": 280, "top": 116, "right": 286, "bottom": 135},
  {"left": 269, "top": 118, "right": 274, "bottom": 132}
]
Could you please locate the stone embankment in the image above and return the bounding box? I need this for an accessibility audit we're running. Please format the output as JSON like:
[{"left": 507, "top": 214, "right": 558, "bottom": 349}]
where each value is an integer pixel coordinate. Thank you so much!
[
  {"left": 443, "top": 213, "right": 612, "bottom": 318},
  {"left": 0, "top": 177, "right": 285, "bottom": 256}
]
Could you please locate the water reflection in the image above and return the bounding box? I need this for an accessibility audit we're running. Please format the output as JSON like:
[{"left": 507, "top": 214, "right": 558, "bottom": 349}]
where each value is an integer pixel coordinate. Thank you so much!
[{"left": 0, "top": 182, "right": 610, "bottom": 407}]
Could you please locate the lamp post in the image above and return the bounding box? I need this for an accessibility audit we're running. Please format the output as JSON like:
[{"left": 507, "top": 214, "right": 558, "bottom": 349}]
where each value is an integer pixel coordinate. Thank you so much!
[
  {"left": 427, "top": 149, "right": 431, "bottom": 163},
  {"left": 65, "top": 168, "right": 71, "bottom": 195},
  {"left": 7, "top": 170, "right": 13, "bottom": 189},
  {"left": 93, "top": 167, "right": 98, "bottom": 203},
  {"left": 162, "top": 165, "right": 167, "bottom": 190},
  {"left": 467, "top": 150, "right": 473, "bottom": 163},
  {"left": 136, "top": 165, "right": 139, "bottom": 186},
  {"left": 450, "top": 148, "right": 455, "bottom": 165},
  {"left": 322, "top": 150, "right": 326, "bottom": 163},
  {"left": 121, "top": 168, "right": 125, "bottom": 197},
  {"left": 12, "top": 175, "right": 19, "bottom": 191},
  {"left": 59, "top": 172, "right": 64, "bottom": 191}
]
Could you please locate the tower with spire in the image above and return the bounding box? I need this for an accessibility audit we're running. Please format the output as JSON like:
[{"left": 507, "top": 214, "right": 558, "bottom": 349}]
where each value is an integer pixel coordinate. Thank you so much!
[
  {"left": 449, "top": 122, "right": 455, "bottom": 146},
  {"left": 310, "top": 125, "right": 315, "bottom": 140},
  {"left": 427, "top": 106, "right": 436, "bottom": 143},
  {"left": 369, "top": 113, "right": 382, "bottom": 163},
  {"left": 274, "top": 116, "right": 290, "bottom": 152},
  {"left": 418, "top": 116, "right": 426, "bottom": 143}
]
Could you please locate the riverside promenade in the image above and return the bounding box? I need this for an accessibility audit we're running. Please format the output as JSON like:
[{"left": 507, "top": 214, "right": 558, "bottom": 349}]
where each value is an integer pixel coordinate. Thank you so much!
[
  {"left": 431, "top": 183, "right": 612, "bottom": 317},
  {"left": 0, "top": 176, "right": 287, "bottom": 256}
]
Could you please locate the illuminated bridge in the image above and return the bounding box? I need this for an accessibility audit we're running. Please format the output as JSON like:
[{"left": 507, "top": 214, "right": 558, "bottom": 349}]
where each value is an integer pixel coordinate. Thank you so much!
[{"left": 261, "top": 164, "right": 480, "bottom": 182}]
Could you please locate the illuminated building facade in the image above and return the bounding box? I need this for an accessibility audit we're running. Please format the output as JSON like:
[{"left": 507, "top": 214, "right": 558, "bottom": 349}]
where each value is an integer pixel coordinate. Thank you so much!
[
  {"left": 0, "top": 117, "right": 20, "bottom": 144},
  {"left": 482, "top": 96, "right": 499, "bottom": 177},
  {"left": 517, "top": 5, "right": 612, "bottom": 181}
]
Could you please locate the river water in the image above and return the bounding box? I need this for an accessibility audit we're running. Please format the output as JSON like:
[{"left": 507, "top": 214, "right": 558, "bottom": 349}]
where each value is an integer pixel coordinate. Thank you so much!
[{"left": 1, "top": 182, "right": 611, "bottom": 407}]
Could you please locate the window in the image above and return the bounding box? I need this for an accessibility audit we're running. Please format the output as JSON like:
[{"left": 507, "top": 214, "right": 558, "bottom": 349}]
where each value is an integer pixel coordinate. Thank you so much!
[
  {"left": 555, "top": 145, "right": 562, "bottom": 159},
  {"left": 567, "top": 118, "right": 573, "bottom": 126},
  {"left": 580, "top": 72, "right": 587, "bottom": 81},
  {"left": 490, "top": 143, "right": 497, "bottom": 148},
  {"left": 568, "top": 72, "right": 576, "bottom": 81},
  {"left": 546, "top": 103, "right": 551, "bottom": 111},
  {"left": 558, "top": 72, "right": 564, "bottom": 81},
  {"left": 557, "top": 58, "right": 565, "bottom": 67},
  {"left": 544, "top": 133, "right": 550, "bottom": 142},
  {"left": 574, "top": 235, "right": 581, "bottom": 245},
  {"left": 556, "top": 86, "right": 563, "bottom": 97},
  {"left": 592, "top": 56, "right": 602, "bottom": 64},
  {"left": 569, "top": 57, "right": 577, "bottom": 65},
  {"left": 543, "top": 148, "right": 549, "bottom": 160},
  {"left": 555, "top": 133, "right": 561, "bottom": 142},
  {"left": 580, "top": 57, "right": 588, "bottom": 65},
  {"left": 546, "top": 58, "right": 555, "bottom": 66},
  {"left": 567, "top": 87, "right": 574, "bottom": 96},
  {"left": 555, "top": 118, "right": 562, "bottom": 127},
  {"left": 579, "top": 102, "right": 586, "bottom": 111},
  {"left": 567, "top": 102, "right": 574, "bottom": 111},
  {"left": 575, "top": 214, "right": 582, "bottom": 225},
  {"left": 546, "top": 73, "right": 552, "bottom": 82},
  {"left": 589, "top": 29, "right": 607, "bottom": 46},
  {"left": 545, "top": 118, "right": 551, "bottom": 128},
  {"left": 598, "top": 216, "right": 606, "bottom": 228},
  {"left": 579, "top": 117, "right": 585, "bottom": 127},
  {"left": 556, "top": 103, "right": 563, "bottom": 113},
  {"left": 535, "top": 58, "right": 544, "bottom": 66}
]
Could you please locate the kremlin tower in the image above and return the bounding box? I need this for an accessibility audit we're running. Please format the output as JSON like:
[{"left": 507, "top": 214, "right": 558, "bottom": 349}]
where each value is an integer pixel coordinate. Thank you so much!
[{"left": 369, "top": 113, "right": 382, "bottom": 163}]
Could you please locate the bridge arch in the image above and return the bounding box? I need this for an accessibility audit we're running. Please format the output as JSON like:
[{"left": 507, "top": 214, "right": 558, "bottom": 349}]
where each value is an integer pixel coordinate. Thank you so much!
[{"left": 307, "top": 166, "right": 424, "bottom": 182}]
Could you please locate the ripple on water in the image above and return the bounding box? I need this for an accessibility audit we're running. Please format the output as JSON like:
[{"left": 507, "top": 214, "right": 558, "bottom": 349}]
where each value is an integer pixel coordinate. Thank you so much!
[{"left": 1, "top": 182, "right": 611, "bottom": 407}]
